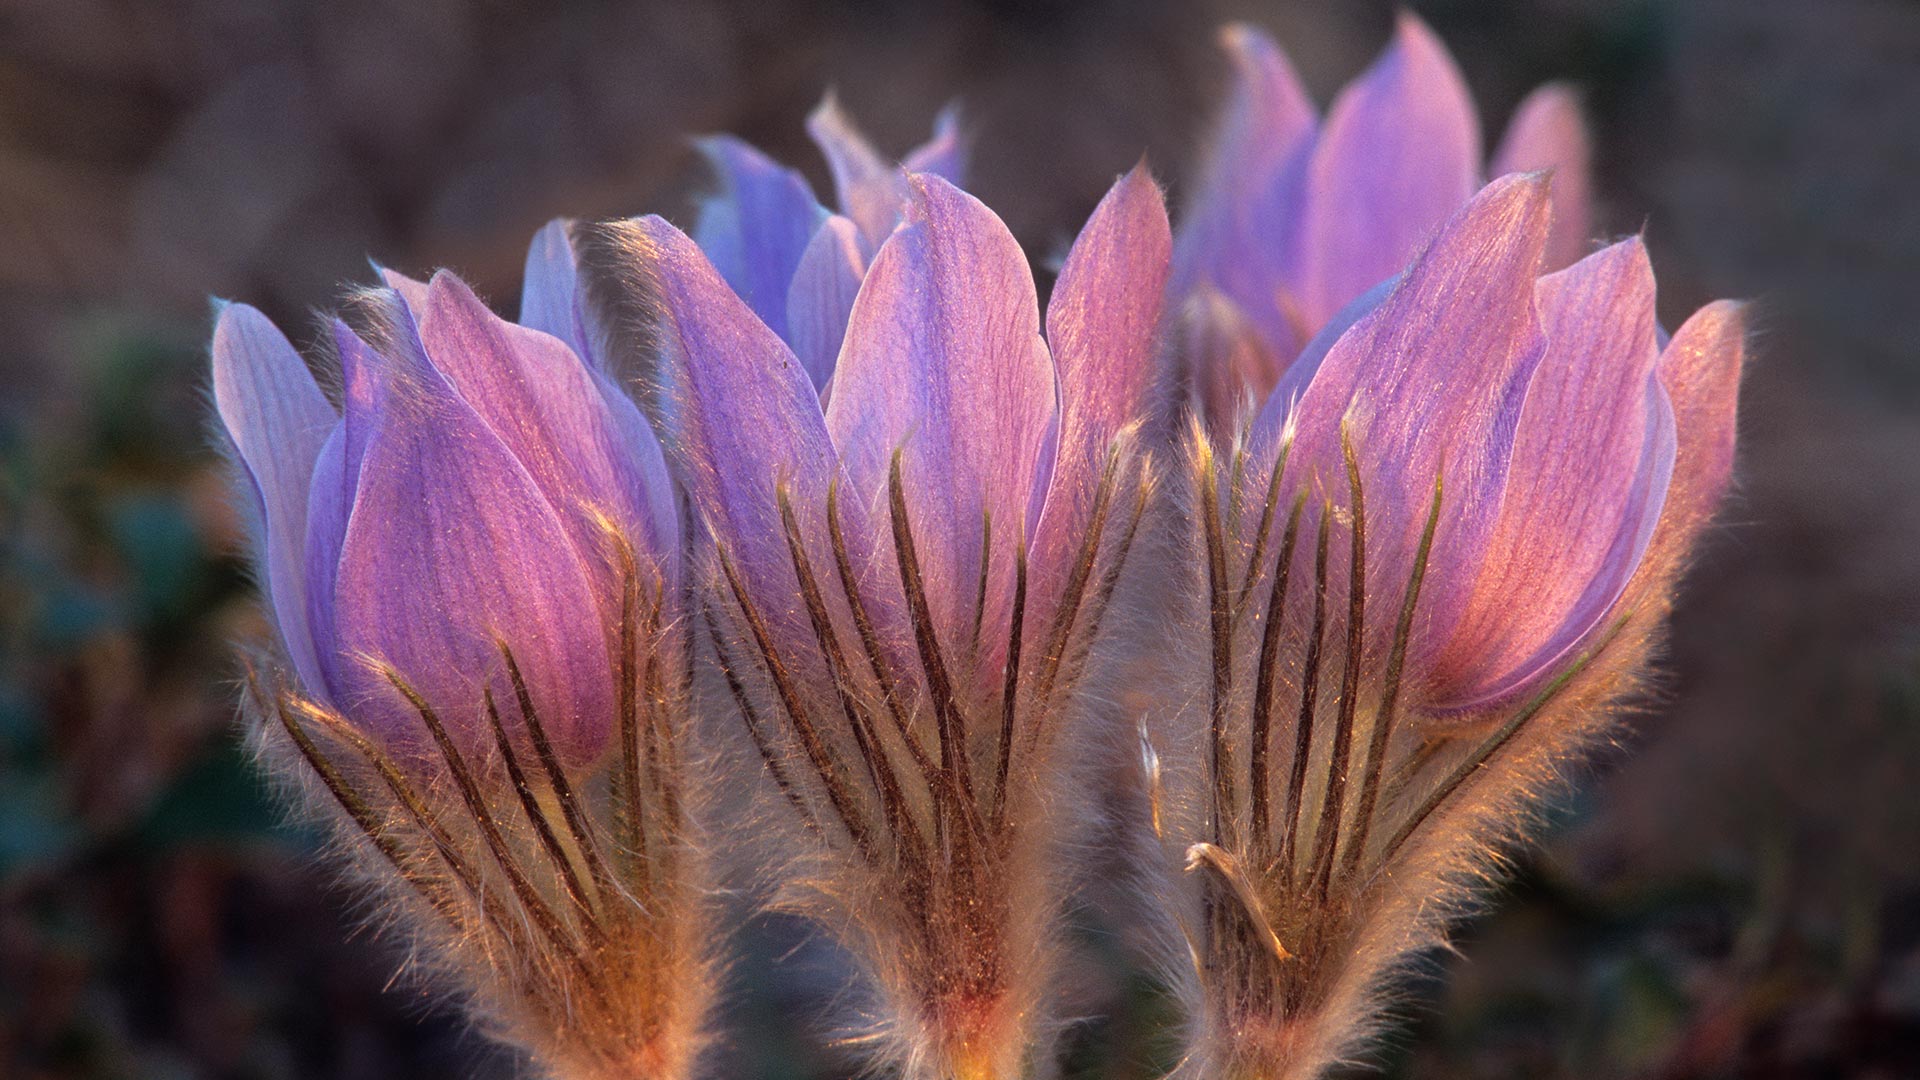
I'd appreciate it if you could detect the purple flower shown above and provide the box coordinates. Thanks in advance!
[1172,13,1594,427]
[1158,174,1744,1077]
[212,257,676,765]
[690,97,965,387]
[596,166,1169,1079]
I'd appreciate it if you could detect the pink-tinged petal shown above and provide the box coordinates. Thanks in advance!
[211,302,337,696]
[521,218,596,368]
[902,102,967,184]
[400,271,676,578]
[610,215,842,647]
[1171,23,1318,363]
[1295,11,1481,326]
[692,135,830,340]
[786,214,867,391]
[327,351,614,766]
[1492,83,1593,270]
[808,93,913,258]
[1424,238,1675,709]
[1631,300,1748,592]
[826,174,1056,673]
[1031,166,1170,621]
[1271,175,1552,657]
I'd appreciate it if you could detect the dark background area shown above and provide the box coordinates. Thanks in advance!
[2,0,1917,1076]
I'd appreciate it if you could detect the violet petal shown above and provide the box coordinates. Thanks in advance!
[211,302,338,696]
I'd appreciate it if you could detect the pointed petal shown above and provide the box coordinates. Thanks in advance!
[1426,238,1675,708]
[520,218,596,367]
[1492,83,1593,270]
[603,215,841,650]
[399,272,676,579]
[327,351,614,765]
[1296,11,1481,325]
[902,102,967,184]
[302,320,383,703]
[211,303,337,696]
[786,214,867,391]
[1274,175,1552,656]
[1170,23,1318,362]
[1629,300,1748,596]
[691,135,830,341]
[808,93,912,258]
[826,174,1056,671]
[1031,166,1170,620]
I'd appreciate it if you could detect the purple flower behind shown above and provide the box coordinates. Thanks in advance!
[212,260,677,765]
[1173,13,1594,428]
[690,97,966,388]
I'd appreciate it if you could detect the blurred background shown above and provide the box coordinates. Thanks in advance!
[2,0,1917,1076]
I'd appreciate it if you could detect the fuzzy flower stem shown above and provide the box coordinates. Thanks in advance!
[1374,613,1633,871]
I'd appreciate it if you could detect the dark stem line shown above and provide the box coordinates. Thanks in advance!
[384,671,606,961]
[778,484,925,863]
[1247,492,1306,855]
[497,641,618,909]
[1041,468,1153,723]
[1233,439,1292,624]
[610,534,649,883]
[1373,615,1633,873]
[970,508,993,660]
[992,534,1028,832]
[715,545,876,858]
[1032,445,1122,712]
[704,607,821,837]
[292,700,543,990]
[1280,504,1332,878]
[1309,437,1367,900]
[270,690,459,928]
[480,686,601,933]
[826,479,939,788]
[887,451,982,850]
[1341,471,1443,885]
[1198,443,1236,847]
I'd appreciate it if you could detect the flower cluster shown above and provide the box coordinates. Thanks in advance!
[211,21,1745,1080]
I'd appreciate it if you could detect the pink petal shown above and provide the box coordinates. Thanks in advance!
[1492,83,1593,270]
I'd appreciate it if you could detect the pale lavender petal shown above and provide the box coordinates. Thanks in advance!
[826,174,1056,670]
[608,215,842,652]
[397,271,676,581]
[1491,83,1593,270]
[692,135,830,340]
[211,302,337,696]
[1170,23,1317,362]
[1295,11,1481,326]
[1031,166,1170,622]
[521,218,596,367]
[807,93,911,258]
[1272,175,1552,658]
[327,349,614,765]
[901,102,967,184]
[1425,238,1675,709]
[786,214,867,391]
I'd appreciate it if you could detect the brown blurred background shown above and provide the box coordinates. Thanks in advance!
[2,0,1918,1076]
